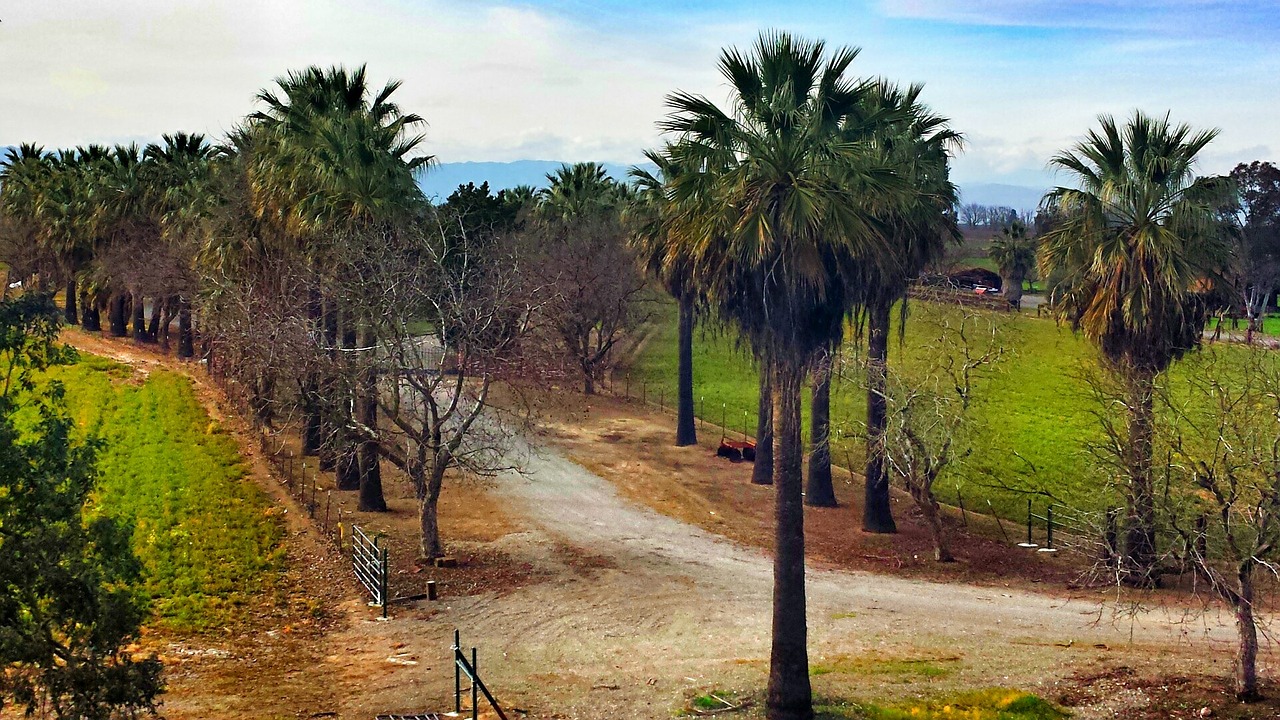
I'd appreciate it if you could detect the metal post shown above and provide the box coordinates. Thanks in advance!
[454,630,462,715]
[1027,499,1033,544]
[659,388,664,410]
[471,647,479,720]
[1046,505,1054,549]
[721,403,726,440]
[957,488,968,528]
[379,546,389,618]
[642,381,647,405]
[625,373,630,398]
[743,410,748,440]
[699,396,704,430]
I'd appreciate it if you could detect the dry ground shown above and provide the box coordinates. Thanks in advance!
[56,331,1280,720]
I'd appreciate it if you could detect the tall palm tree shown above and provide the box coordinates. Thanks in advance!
[660,32,896,720]
[989,219,1035,310]
[630,147,701,446]
[249,64,430,512]
[1039,111,1231,585]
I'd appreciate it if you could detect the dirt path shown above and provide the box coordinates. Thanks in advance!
[333,434,1252,720]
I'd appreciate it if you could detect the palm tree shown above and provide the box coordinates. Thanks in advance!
[1039,111,1231,585]
[660,32,895,720]
[630,148,701,446]
[851,82,961,532]
[250,64,430,512]
[989,219,1035,309]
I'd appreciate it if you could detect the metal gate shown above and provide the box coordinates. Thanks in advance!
[352,525,390,618]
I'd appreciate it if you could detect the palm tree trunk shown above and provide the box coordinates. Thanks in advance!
[357,325,386,513]
[335,313,360,486]
[1123,367,1158,586]
[863,299,897,533]
[766,359,813,720]
[752,365,774,485]
[64,279,78,325]
[675,295,698,446]
[177,300,194,358]
[805,353,836,507]
[319,301,341,472]
[81,288,100,331]
[146,299,162,342]
[131,292,147,342]
[108,293,128,337]
[158,297,173,350]
[302,290,324,456]
[1004,272,1024,311]
[1235,562,1260,702]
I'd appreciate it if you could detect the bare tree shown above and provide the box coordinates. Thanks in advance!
[524,215,650,394]
[882,305,1005,561]
[339,221,543,559]
[1160,347,1280,701]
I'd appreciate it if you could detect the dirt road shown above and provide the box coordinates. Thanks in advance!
[335,436,1246,720]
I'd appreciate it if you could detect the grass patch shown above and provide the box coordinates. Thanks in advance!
[36,355,285,632]
[632,297,1277,520]
[810,654,959,680]
[817,689,1067,719]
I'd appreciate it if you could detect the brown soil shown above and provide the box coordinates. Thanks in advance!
[535,389,1094,589]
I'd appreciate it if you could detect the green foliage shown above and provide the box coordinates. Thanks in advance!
[0,295,163,719]
[37,360,285,632]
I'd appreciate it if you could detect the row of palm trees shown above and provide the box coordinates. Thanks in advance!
[632,33,1237,717]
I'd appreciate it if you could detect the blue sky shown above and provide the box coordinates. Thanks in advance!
[2,0,1276,187]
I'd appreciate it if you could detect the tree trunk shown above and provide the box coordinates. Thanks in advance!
[911,486,954,562]
[64,279,78,325]
[418,462,447,559]
[319,301,341,472]
[1234,564,1260,702]
[766,359,813,720]
[752,365,774,486]
[335,314,361,489]
[82,290,101,332]
[177,301,194,358]
[357,325,386,513]
[863,300,897,533]
[805,354,836,507]
[158,297,173,350]
[675,295,698,446]
[1004,272,1024,311]
[358,325,386,509]
[108,293,128,337]
[302,291,324,456]
[1123,367,1158,586]
[131,292,147,342]
[146,298,162,342]
[583,370,595,395]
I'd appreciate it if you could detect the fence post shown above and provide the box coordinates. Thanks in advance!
[626,373,630,399]
[1046,505,1054,549]
[957,488,968,527]
[642,381,647,405]
[380,545,389,619]
[471,647,479,720]
[699,396,704,430]
[454,629,462,715]
[659,388,664,411]
[721,403,726,440]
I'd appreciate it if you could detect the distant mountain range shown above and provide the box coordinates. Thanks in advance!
[956,183,1050,213]
[419,160,1049,212]
[418,160,648,201]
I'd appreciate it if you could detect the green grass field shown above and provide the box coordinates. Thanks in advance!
[1207,315,1280,336]
[631,298,1271,520]
[36,354,285,632]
